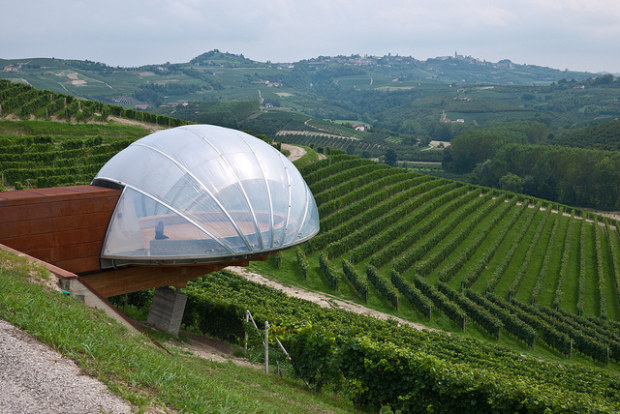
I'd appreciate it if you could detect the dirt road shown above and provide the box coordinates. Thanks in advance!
[227,266,435,332]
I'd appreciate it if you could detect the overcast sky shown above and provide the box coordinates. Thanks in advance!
[3,0,620,73]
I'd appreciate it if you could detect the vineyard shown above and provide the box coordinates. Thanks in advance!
[252,154,620,368]
[180,270,620,412]
[0,79,191,189]
[0,80,186,128]
[2,81,620,411]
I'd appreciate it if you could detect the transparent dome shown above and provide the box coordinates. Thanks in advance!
[93,124,319,267]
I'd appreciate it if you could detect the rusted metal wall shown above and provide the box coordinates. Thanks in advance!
[0,185,121,274]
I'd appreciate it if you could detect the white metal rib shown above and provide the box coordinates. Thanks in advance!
[236,132,275,249]
[132,142,252,252]
[99,181,234,255]
[186,127,266,250]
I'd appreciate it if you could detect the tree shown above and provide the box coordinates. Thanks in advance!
[385,149,397,166]
[499,173,524,193]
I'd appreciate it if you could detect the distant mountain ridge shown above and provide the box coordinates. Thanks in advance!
[0,49,595,105]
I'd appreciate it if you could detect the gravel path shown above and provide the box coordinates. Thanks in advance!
[0,319,133,414]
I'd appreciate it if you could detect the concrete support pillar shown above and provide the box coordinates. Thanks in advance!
[147,286,188,336]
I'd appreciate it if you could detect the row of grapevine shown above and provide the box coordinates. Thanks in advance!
[547,306,620,344]
[317,171,416,219]
[178,271,620,412]
[415,196,516,277]
[303,157,369,185]
[454,199,522,288]
[411,274,466,330]
[594,219,608,318]
[485,294,573,356]
[278,134,383,154]
[390,270,432,319]
[483,203,540,292]
[437,282,503,340]
[507,208,552,299]
[606,221,620,306]
[310,175,433,251]
[366,265,399,309]
[342,260,368,302]
[439,200,525,284]
[365,185,471,267]
[0,79,186,127]
[530,207,565,304]
[313,166,398,205]
[326,182,467,259]
[296,154,351,176]
[553,211,577,309]
[392,191,494,274]
[577,218,591,315]
[465,289,536,348]
[319,174,432,231]
[318,254,339,289]
[296,248,309,280]
[310,162,390,195]
[510,300,611,364]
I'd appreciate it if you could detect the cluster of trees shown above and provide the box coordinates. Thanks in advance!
[443,120,620,210]
[473,144,620,209]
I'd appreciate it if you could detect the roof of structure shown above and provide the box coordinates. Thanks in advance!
[93,124,319,267]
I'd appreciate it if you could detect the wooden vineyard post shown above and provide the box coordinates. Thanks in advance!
[264,321,269,374]
[244,310,249,353]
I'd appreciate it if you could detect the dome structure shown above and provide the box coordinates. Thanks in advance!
[93,124,319,268]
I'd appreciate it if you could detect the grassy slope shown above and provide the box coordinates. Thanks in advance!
[0,250,357,413]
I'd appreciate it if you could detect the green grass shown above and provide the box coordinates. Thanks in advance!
[0,250,358,413]
[292,145,321,170]
[0,119,149,138]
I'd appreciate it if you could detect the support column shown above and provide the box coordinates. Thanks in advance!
[147,286,188,336]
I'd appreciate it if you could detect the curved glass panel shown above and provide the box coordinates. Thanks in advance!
[94,124,319,265]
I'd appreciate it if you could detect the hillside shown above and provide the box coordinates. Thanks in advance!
[3,51,618,138]
[1,89,620,411]
[247,154,620,370]
[0,250,358,413]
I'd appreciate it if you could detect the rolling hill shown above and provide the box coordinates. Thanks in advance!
[1,86,620,410]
